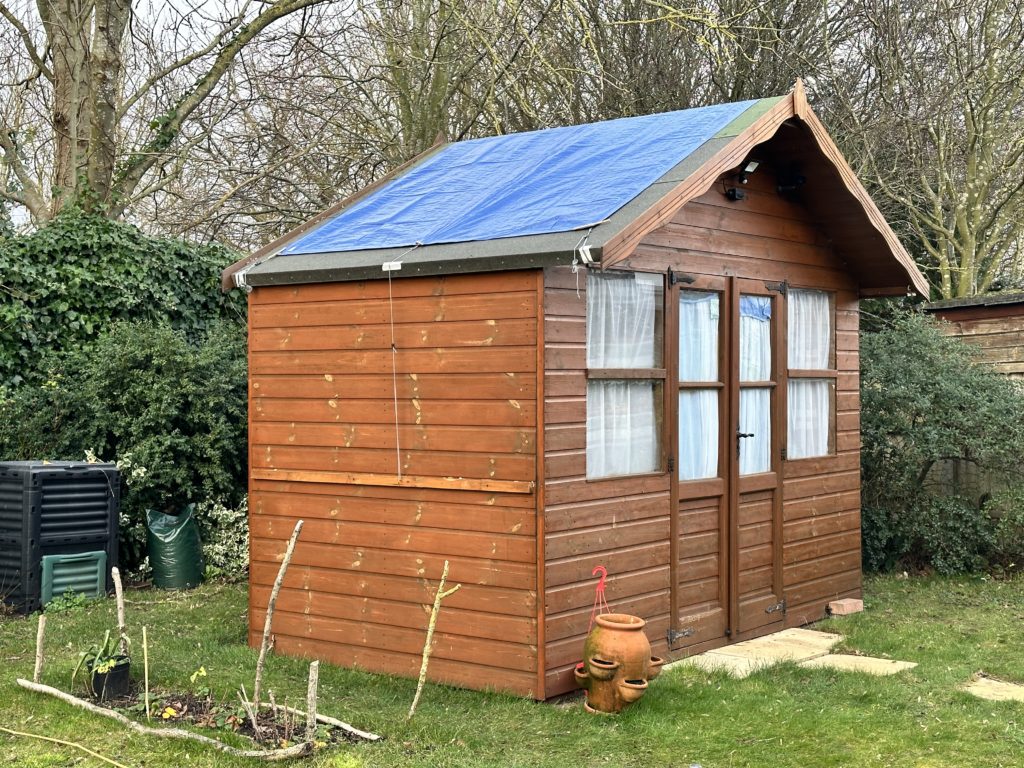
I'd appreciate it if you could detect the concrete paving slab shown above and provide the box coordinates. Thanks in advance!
[709,628,843,664]
[798,654,917,675]
[965,676,1024,702]
[673,651,770,679]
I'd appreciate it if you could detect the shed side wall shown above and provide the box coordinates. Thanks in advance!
[931,308,1024,378]
[248,270,541,697]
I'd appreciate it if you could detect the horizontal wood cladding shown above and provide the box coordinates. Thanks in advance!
[248,270,541,699]
[541,267,671,697]
[935,315,1024,377]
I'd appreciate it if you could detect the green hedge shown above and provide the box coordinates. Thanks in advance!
[0,320,248,571]
[0,209,243,391]
[861,308,1024,573]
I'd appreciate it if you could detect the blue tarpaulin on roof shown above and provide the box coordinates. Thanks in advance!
[281,100,757,256]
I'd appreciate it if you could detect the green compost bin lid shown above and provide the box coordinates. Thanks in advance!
[41,550,107,605]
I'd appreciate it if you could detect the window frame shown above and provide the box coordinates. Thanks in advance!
[785,287,837,461]
[584,269,667,481]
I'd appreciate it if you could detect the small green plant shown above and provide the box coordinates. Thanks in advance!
[71,629,126,695]
[44,589,91,614]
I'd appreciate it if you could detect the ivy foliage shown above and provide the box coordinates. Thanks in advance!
[860,308,1024,573]
[0,208,243,390]
[0,320,248,570]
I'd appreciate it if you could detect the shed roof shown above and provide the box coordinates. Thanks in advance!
[223,82,928,297]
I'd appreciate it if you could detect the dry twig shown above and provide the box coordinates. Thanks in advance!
[408,559,461,719]
[111,567,128,656]
[33,614,46,683]
[253,519,303,708]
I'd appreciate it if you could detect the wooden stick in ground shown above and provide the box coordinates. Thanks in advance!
[238,683,262,740]
[33,614,47,683]
[142,626,151,721]
[0,725,129,768]
[305,660,319,742]
[111,567,128,656]
[16,679,312,761]
[407,559,461,720]
[255,702,381,742]
[253,519,303,709]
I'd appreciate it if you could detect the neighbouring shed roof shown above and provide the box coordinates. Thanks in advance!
[925,292,1024,312]
[223,82,928,297]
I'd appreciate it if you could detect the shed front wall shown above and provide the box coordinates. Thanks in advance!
[247,270,542,697]
[543,167,862,696]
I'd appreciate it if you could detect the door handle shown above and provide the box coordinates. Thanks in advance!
[736,431,754,458]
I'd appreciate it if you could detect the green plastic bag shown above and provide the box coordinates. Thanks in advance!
[146,505,204,589]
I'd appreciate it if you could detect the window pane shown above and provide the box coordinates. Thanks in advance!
[788,289,831,369]
[739,387,771,475]
[587,380,661,479]
[788,379,833,459]
[739,295,771,381]
[679,291,719,382]
[679,389,718,480]
[587,272,663,368]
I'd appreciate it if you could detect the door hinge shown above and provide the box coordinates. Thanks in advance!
[667,454,675,473]
[781,447,787,461]
[765,599,787,615]
[667,627,695,645]
[764,280,788,295]
[668,267,696,286]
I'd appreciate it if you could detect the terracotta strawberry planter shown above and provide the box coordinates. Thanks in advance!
[575,613,664,714]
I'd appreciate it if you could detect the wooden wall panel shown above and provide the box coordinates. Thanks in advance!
[931,311,1024,378]
[541,266,672,697]
[248,271,541,698]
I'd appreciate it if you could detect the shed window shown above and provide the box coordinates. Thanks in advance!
[678,291,720,480]
[787,289,835,459]
[586,272,664,479]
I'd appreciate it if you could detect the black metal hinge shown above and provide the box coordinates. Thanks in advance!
[667,627,695,645]
[668,267,696,286]
[764,280,788,295]
[667,454,675,473]
[765,599,787,615]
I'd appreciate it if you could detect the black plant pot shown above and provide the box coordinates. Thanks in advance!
[91,656,131,700]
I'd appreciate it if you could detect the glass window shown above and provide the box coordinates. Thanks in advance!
[586,272,665,479]
[678,291,720,481]
[739,295,772,475]
[787,289,835,459]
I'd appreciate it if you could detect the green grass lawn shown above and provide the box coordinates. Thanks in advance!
[1,575,1023,767]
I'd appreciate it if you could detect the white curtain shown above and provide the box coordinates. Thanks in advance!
[738,296,772,474]
[678,291,720,480]
[679,291,719,381]
[679,390,718,480]
[739,388,771,474]
[587,272,661,367]
[788,289,830,368]
[587,380,659,477]
[739,296,772,381]
[788,379,831,459]
[787,289,832,459]
[586,272,662,478]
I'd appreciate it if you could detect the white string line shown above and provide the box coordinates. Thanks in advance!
[384,242,421,480]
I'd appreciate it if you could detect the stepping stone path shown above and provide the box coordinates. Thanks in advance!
[669,627,917,679]
[965,675,1024,702]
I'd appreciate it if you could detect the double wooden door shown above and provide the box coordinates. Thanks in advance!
[668,275,786,651]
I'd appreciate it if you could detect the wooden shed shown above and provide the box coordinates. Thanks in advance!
[222,82,927,700]
[926,293,1024,378]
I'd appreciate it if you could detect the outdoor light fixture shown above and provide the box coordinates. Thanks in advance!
[724,159,760,201]
[738,160,760,184]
